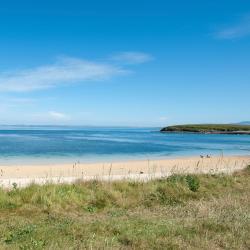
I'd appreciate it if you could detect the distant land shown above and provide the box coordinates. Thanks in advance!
[238,121,250,125]
[160,124,250,134]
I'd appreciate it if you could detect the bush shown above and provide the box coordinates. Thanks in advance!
[185,175,200,192]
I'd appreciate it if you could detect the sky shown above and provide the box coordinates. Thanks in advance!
[0,0,250,126]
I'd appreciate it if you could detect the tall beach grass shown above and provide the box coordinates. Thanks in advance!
[0,166,249,249]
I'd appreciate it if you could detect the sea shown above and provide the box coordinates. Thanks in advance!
[0,126,249,165]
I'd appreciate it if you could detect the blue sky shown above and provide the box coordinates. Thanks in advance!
[0,0,249,126]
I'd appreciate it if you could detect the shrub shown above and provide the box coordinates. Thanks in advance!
[185,175,200,192]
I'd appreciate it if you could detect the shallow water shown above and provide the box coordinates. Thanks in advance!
[0,126,249,164]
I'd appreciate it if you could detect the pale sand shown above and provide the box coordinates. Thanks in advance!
[0,155,249,188]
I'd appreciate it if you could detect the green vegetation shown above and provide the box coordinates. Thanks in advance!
[161,124,250,133]
[0,167,250,249]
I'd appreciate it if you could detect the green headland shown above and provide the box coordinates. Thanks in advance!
[160,124,250,134]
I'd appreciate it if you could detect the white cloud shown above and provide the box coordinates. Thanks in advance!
[215,15,250,39]
[7,97,35,104]
[0,56,126,92]
[111,52,153,64]
[0,52,153,93]
[48,111,70,121]
[0,97,35,111]
[159,116,168,121]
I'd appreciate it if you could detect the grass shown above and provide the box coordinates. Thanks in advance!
[161,124,250,133]
[0,166,249,249]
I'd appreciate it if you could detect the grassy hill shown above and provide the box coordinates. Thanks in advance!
[0,167,249,249]
[161,124,250,134]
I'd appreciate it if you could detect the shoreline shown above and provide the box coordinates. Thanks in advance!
[0,151,249,166]
[1,155,250,188]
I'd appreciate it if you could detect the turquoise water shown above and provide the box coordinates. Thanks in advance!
[0,126,249,164]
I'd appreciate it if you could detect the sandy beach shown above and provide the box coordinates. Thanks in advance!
[0,155,249,188]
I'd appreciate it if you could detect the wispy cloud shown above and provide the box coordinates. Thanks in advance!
[159,116,168,121]
[0,97,35,110]
[111,52,153,64]
[0,56,126,92]
[215,15,250,39]
[7,97,35,104]
[30,111,71,123]
[48,111,70,121]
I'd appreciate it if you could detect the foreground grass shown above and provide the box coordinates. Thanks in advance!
[0,167,249,249]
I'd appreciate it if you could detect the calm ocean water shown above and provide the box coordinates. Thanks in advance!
[0,126,249,164]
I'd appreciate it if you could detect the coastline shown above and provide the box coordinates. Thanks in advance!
[161,131,250,135]
[1,155,250,188]
[160,124,250,134]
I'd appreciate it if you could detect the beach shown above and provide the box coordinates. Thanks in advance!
[1,155,249,188]
[1,127,250,188]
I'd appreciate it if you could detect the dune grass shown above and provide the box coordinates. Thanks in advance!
[0,166,249,249]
